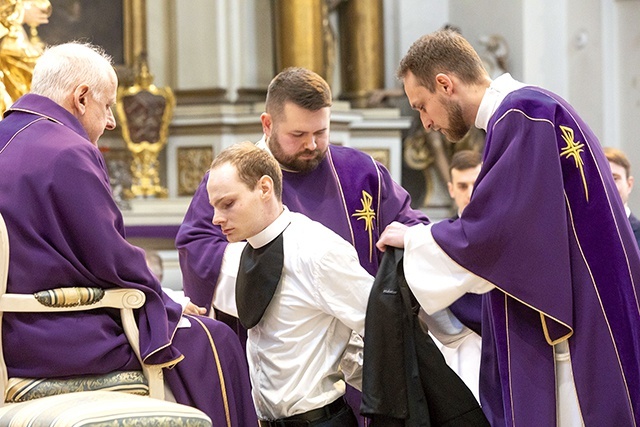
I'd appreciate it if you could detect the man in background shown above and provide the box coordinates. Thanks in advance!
[604,146,640,248]
[448,150,482,219]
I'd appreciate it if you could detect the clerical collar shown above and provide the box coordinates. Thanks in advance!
[246,206,291,249]
[475,73,527,131]
[625,205,631,218]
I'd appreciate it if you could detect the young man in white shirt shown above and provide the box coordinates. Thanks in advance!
[207,141,373,426]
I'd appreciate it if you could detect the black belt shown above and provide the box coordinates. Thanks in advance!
[259,398,347,427]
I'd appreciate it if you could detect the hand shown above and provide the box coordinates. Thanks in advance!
[183,301,207,316]
[376,221,408,252]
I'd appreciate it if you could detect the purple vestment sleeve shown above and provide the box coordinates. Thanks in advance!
[431,87,640,425]
[175,171,227,311]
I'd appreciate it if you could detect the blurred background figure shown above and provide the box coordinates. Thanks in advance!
[604,146,640,248]
[448,150,483,218]
[145,250,164,283]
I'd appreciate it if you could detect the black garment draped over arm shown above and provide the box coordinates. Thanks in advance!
[361,248,489,427]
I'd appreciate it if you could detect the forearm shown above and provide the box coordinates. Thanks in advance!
[404,223,494,314]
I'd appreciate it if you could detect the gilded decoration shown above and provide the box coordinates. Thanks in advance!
[178,147,214,197]
[360,148,390,170]
[0,0,50,115]
[116,58,175,198]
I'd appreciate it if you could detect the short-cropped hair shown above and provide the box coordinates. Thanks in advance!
[265,67,332,120]
[450,150,482,175]
[210,142,283,201]
[604,147,632,179]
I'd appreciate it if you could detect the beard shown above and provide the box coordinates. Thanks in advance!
[268,132,327,173]
[442,98,471,142]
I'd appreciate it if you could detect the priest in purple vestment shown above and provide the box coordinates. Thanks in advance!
[176,67,429,426]
[377,30,640,426]
[0,42,256,426]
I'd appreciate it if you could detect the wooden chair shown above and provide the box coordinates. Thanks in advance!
[0,213,211,425]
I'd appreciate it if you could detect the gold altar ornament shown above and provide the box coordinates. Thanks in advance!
[0,0,50,115]
[116,59,175,198]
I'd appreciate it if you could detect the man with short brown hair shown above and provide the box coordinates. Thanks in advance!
[604,146,640,247]
[207,141,372,426]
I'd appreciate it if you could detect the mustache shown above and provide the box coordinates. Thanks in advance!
[298,149,320,156]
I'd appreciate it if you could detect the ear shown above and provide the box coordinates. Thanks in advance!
[628,175,634,192]
[73,84,90,115]
[447,181,455,198]
[261,112,273,137]
[435,73,453,96]
[258,175,274,199]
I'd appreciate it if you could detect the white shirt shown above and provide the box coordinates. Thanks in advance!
[475,73,527,131]
[214,207,373,420]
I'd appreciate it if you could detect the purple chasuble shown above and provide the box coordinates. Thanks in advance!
[431,87,640,426]
[0,94,257,425]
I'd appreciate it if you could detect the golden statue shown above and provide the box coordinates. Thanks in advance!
[116,56,175,198]
[0,0,50,114]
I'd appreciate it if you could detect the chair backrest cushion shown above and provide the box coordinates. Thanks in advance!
[5,371,148,403]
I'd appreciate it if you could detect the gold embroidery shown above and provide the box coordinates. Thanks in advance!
[559,125,589,202]
[352,190,376,262]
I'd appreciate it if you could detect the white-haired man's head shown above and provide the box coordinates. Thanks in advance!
[31,42,117,144]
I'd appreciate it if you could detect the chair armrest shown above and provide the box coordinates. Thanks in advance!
[0,287,164,401]
[0,288,145,313]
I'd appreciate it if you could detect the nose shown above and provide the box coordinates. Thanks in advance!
[212,210,223,226]
[106,107,116,130]
[302,135,317,151]
[420,113,433,131]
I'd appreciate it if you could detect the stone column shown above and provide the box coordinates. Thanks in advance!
[124,0,147,66]
[273,0,328,79]
[338,0,384,107]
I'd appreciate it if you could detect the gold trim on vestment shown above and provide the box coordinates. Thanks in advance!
[187,315,232,427]
[0,115,48,156]
[326,148,356,247]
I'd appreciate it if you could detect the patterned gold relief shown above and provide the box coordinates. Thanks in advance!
[178,147,214,196]
[116,58,175,199]
[360,148,390,170]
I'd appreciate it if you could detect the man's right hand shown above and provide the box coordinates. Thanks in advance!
[376,221,408,252]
